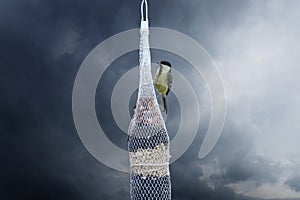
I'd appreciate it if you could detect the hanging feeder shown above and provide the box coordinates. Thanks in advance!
[128,0,172,199]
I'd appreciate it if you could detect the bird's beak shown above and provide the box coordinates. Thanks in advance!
[156,61,160,65]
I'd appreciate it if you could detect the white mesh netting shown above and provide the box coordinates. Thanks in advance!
[128,0,171,199]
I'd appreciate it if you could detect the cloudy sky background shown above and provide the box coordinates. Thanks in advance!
[1,0,300,199]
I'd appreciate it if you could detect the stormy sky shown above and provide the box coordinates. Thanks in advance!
[1,0,300,199]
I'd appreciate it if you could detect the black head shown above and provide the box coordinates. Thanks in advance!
[159,61,172,68]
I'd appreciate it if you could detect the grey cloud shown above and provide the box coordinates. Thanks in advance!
[199,0,300,197]
[200,112,279,186]
[286,176,300,193]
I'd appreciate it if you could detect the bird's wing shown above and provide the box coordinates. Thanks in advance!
[166,72,173,95]
[167,72,173,88]
[153,67,160,84]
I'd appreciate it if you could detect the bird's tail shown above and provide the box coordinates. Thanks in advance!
[162,95,168,114]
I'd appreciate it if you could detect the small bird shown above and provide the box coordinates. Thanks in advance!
[154,61,173,114]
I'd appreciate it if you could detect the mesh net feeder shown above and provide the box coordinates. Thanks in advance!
[128,0,172,199]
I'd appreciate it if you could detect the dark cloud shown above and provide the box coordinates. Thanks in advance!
[205,115,279,186]
[286,176,300,193]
